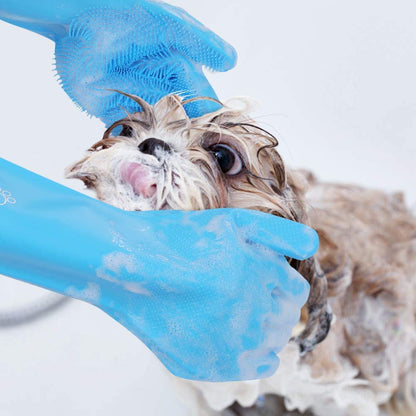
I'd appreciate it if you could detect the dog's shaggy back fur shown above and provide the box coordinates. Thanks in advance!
[67,94,416,415]
[302,178,416,415]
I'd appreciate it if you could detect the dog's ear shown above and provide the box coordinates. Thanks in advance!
[65,157,97,188]
[275,169,333,353]
[293,256,333,354]
[65,157,86,178]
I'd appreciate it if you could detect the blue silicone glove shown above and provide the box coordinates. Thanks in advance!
[0,0,237,123]
[0,158,318,381]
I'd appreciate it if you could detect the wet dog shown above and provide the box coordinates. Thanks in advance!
[67,93,416,416]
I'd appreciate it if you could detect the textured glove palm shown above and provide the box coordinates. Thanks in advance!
[0,0,237,124]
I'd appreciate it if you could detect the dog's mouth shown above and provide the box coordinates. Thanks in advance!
[120,161,158,199]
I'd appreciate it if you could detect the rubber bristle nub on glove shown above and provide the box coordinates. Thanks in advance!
[54,3,237,125]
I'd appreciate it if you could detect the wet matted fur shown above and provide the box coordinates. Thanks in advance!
[67,93,416,416]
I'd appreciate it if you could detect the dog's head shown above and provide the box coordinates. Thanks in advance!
[66,93,305,221]
[67,93,331,353]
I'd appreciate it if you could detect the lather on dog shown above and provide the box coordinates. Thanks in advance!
[67,92,416,416]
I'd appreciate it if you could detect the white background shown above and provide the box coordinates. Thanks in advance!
[1,1,415,415]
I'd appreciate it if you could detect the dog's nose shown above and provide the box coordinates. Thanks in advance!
[138,138,172,157]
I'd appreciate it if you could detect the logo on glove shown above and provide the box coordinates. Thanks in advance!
[0,188,16,206]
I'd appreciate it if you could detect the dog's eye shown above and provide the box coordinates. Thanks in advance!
[209,144,243,175]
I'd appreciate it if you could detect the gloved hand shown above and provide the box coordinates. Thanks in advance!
[0,157,318,381]
[0,0,237,124]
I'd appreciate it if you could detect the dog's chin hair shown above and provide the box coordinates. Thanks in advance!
[67,93,416,416]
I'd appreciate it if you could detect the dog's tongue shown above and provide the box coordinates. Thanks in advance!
[120,162,157,198]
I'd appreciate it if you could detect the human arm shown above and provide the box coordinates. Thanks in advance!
[0,157,318,381]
